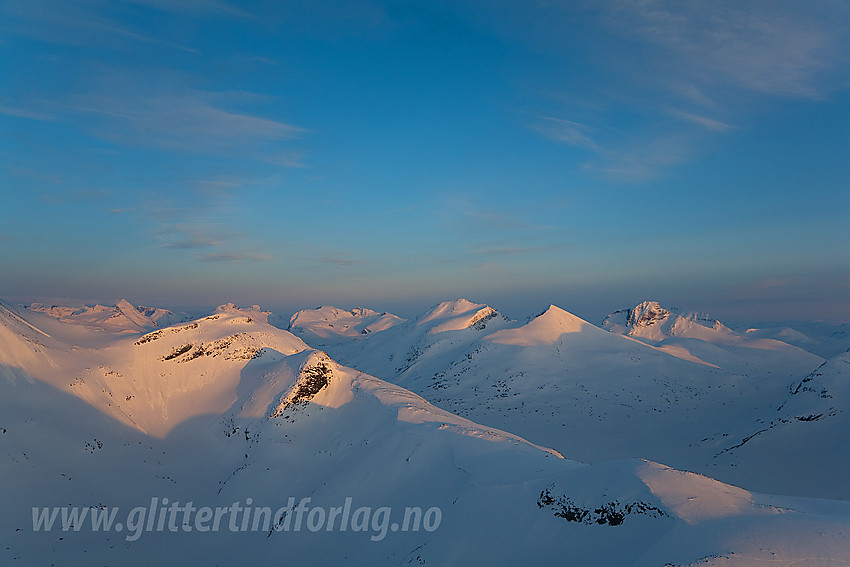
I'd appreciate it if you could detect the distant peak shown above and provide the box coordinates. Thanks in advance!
[627,301,671,328]
[430,298,480,312]
[602,300,732,343]
[307,305,381,318]
[486,304,594,346]
[419,299,486,324]
[534,304,592,326]
[543,304,568,315]
[288,305,404,339]
[215,302,241,313]
[215,302,265,314]
[115,298,137,310]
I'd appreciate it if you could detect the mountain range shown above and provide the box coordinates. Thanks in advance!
[2,297,849,565]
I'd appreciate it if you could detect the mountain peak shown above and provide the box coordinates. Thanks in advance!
[214,303,270,322]
[627,300,672,328]
[418,299,485,324]
[602,300,728,340]
[486,304,593,346]
[288,305,404,340]
[114,298,154,328]
[418,299,506,334]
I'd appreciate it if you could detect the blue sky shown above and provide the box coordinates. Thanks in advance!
[1,0,848,322]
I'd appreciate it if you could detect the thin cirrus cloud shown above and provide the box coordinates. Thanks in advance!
[527,114,695,183]
[199,252,272,263]
[135,170,284,267]
[121,0,253,19]
[259,151,309,169]
[58,90,305,155]
[668,110,735,132]
[314,255,367,266]
[190,175,273,197]
[153,221,228,250]
[581,134,695,184]
[39,188,110,204]
[161,236,222,250]
[471,244,566,256]
[0,104,56,121]
[522,1,849,181]
[607,0,849,99]
[528,116,600,151]
[448,205,558,233]
[526,113,702,183]
[1,0,200,52]
[159,227,271,264]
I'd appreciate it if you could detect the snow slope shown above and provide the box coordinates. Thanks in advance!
[290,299,833,498]
[709,350,850,498]
[602,300,822,374]
[2,301,850,566]
[741,320,850,359]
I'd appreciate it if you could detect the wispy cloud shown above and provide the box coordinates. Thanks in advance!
[199,251,272,262]
[522,1,849,181]
[669,110,735,132]
[153,216,240,248]
[314,255,366,266]
[158,223,272,263]
[583,134,695,183]
[456,209,556,232]
[190,175,267,197]
[147,201,272,264]
[10,167,63,185]
[606,0,849,99]
[259,151,309,169]
[471,244,566,256]
[40,188,110,203]
[528,116,600,150]
[529,115,696,182]
[380,202,429,215]
[1,0,200,52]
[0,104,55,121]
[161,236,221,250]
[59,89,304,154]
[122,0,253,19]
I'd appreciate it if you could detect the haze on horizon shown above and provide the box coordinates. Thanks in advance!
[2,0,848,322]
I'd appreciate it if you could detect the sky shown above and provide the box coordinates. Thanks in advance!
[1,0,849,322]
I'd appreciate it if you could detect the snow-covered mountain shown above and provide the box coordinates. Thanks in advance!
[602,300,731,340]
[3,298,850,565]
[287,299,512,377]
[708,350,850,498]
[287,299,832,496]
[4,302,310,436]
[0,301,55,380]
[602,300,821,374]
[741,320,850,359]
[27,298,190,333]
[288,305,405,342]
